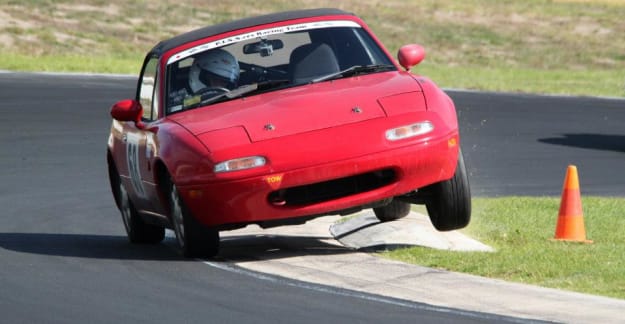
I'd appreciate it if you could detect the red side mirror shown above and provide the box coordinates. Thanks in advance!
[111,99,142,123]
[397,44,425,71]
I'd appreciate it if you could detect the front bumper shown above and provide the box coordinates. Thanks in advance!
[178,131,459,228]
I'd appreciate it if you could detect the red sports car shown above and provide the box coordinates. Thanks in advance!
[107,8,471,257]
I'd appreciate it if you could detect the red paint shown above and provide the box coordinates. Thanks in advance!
[107,10,463,231]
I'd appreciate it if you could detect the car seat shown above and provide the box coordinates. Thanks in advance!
[289,43,340,84]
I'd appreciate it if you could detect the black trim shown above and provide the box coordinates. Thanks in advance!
[149,8,352,56]
[267,169,396,207]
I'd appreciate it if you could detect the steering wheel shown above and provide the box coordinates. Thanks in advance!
[195,87,230,96]
[240,61,287,80]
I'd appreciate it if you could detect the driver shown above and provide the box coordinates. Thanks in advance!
[168,48,240,111]
[188,48,240,95]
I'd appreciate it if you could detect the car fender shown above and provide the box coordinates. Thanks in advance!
[415,76,458,130]
[155,120,215,187]
[412,75,460,178]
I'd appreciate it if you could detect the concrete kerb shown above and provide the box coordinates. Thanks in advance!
[329,211,495,252]
[220,210,625,324]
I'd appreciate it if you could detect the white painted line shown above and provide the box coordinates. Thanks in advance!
[199,259,532,323]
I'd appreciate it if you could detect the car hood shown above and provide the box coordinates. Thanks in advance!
[168,72,426,142]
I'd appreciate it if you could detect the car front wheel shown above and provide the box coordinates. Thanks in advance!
[424,150,471,231]
[169,182,219,258]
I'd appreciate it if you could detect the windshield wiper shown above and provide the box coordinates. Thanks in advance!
[311,64,396,83]
[200,83,259,105]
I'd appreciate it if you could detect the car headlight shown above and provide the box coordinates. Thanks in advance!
[385,121,434,141]
[214,156,266,173]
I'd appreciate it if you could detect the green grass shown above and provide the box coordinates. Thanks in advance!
[1,0,624,97]
[383,197,625,299]
[3,53,621,97]
[419,64,625,97]
[0,52,140,74]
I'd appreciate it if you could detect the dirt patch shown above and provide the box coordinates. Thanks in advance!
[55,3,121,16]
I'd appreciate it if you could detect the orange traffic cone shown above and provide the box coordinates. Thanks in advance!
[554,165,592,243]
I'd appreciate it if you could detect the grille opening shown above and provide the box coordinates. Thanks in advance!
[268,169,396,207]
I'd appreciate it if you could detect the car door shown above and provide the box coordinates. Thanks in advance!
[122,56,161,212]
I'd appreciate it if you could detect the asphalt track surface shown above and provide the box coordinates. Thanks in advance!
[1,72,623,323]
[455,90,625,196]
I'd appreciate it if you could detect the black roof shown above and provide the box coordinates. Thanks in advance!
[150,8,353,56]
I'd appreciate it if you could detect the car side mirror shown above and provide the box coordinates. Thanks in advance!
[397,44,425,71]
[111,99,144,127]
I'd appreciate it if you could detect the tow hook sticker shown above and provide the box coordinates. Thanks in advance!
[264,174,283,189]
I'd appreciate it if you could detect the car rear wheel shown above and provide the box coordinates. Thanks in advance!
[373,200,411,222]
[169,182,220,258]
[424,150,471,231]
[113,171,165,244]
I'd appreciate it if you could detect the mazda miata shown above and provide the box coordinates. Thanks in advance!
[107,8,471,257]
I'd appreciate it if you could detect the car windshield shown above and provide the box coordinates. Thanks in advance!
[166,21,395,114]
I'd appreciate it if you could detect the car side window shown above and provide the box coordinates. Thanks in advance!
[139,57,159,121]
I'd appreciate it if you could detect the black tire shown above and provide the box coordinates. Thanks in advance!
[169,182,220,258]
[373,200,411,222]
[112,168,165,244]
[424,150,471,231]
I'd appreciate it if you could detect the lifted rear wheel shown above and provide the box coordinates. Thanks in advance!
[373,200,411,222]
[424,150,471,231]
[169,182,220,258]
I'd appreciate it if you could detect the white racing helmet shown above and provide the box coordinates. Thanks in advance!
[189,49,240,93]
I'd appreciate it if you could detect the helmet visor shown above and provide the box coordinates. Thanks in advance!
[198,69,237,89]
